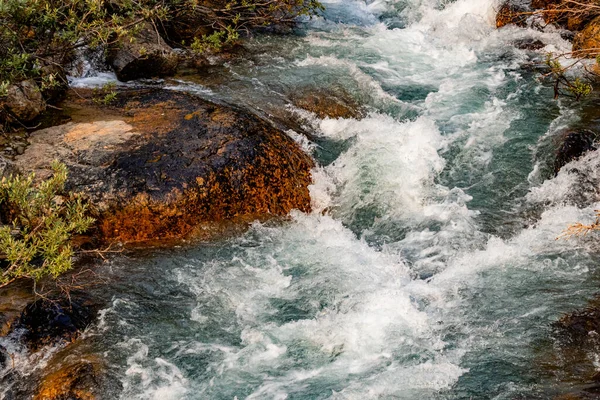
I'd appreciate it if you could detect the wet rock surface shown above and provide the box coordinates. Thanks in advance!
[107,22,179,82]
[0,344,7,369]
[15,89,314,243]
[289,86,364,119]
[544,297,600,399]
[34,356,108,400]
[513,38,546,50]
[496,1,530,28]
[13,293,100,351]
[554,130,598,174]
[0,280,35,336]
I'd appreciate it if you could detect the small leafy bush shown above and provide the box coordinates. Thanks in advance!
[0,0,324,85]
[0,161,94,286]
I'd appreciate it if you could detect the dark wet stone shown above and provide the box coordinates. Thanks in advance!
[513,38,546,50]
[554,130,598,174]
[289,86,364,119]
[0,345,7,369]
[107,22,178,82]
[15,294,99,351]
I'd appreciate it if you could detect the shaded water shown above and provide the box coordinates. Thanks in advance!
[5,0,600,398]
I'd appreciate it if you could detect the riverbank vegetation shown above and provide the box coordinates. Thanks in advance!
[0,161,94,288]
[0,0,323,130]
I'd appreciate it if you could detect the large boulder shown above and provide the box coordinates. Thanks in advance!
[530,0,591,30]
[107,22,179,81]
[573,16,600,57]
[2,80,46,122]
[15,89,314,243]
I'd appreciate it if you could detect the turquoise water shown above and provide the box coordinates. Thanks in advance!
[6,0,600,398]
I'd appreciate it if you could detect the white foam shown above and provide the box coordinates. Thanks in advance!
[120,338,189,400]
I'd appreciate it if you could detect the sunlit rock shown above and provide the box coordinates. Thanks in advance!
[15,89,313,243]
[573,16,600,57]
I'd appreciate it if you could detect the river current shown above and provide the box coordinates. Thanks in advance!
[5,0,600,398]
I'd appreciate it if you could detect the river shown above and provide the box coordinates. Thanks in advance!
[5,0,600,398]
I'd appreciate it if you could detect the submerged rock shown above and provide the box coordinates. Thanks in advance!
[545,297,600,397]
[554,130,598,174]
[513,38,546,50]
[289,86,364,119]
[2,80,46,122]
[107,22,179,81]
[16,89,313,243]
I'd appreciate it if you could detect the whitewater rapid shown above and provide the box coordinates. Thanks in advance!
[5,0,600,399]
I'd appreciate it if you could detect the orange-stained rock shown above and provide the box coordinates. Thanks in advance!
[531,0,557,9]
[531,0,595,30]
[15,89,314,243]
[35,357,103,400]
[573,16,600,57]
[496,2,528,28]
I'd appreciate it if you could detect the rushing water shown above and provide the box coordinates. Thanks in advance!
[6,0,600,398]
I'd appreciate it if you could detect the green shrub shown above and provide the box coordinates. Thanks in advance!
[0,0,324,87]
[0,161,94,286]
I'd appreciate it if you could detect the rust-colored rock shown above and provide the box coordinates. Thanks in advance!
[35,357,103,400]
[533,0,597,30]
[16,89,314,243]
[573,16,600,57]
[531,0,558,9]
[289,86,364,119]
[496,2,529,28]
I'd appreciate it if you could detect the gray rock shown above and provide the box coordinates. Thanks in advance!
[0,155,17,179]
[107,22,179,82]
[4,80,46,122]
